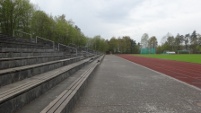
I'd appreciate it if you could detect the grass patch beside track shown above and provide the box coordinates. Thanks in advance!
[133,54,201,64]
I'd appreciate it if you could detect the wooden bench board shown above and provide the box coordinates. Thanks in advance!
[40,59,99,113]
[0,58,90,104]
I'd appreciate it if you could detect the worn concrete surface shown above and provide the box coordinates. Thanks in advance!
[14,61,91,113]
[72,55,201,113]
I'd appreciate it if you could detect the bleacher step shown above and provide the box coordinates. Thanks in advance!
[0,55,65,69]
[0,56,82,87]
[0,51,64,58]
[0,58,91,113]
[14,58,99,113]
[0,48,55,53]
[40,55,103,113]
[0,40,45,48]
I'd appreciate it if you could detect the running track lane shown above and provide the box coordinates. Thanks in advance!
[118,54,201,89]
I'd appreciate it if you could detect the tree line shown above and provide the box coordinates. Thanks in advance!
[141,31,201,54]
[156,31,201,54]
[106,36,140,54]
[0,0,108,52]
[1,0,200,54]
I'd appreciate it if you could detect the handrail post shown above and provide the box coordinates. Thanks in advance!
[53,41,55,50]
[76,48,77,56]
[58,43,60,51]
[36,36,38,43]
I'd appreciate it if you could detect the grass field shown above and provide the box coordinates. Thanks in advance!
[134,54,201,64]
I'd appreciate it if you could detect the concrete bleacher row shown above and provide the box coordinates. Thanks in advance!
[0,55,65,69]
[0,34,47,49]
[0,34,103,113]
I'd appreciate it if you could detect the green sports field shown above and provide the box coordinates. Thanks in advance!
[134,54,201,64]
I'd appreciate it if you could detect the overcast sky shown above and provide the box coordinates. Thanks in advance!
[30,0,201,43]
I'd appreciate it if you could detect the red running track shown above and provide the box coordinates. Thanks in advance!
[118,54,201,89]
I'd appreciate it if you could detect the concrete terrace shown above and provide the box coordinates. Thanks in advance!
[1,34,201,113]
[72,55,201,113]
[0,34,103,113]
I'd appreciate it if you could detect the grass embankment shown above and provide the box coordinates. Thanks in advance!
[134,54,201,64]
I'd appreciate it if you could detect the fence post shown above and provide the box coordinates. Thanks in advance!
[58,43,60,51]
[76,49,77,56]
[53,41,55,50]
[36,36,38,43]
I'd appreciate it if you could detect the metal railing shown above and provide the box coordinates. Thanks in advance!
[58,43,77,56]
[14,30,33,41]
[36,36,55,49]
[12,31,98,56]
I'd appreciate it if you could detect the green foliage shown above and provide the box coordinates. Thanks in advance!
[157,31,201,54]
[140,34,157,54]
[31,10,53,38]
[87,35,108,52]
[0,0,33,35]
[2,1,200,54]
[174,34,183,50]
[0,0,96,51]
[107,36,139,54]
[108,37,118,53]
[135,54,201,64]
[0,0,14,34]
[54,15,70,43]
[148,36,157,48]
[141,33,149,48]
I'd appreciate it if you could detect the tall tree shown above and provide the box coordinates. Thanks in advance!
[190,30,199,53]
[184,34,190,50]
[0,0,33,35]
[141,33,149,48]
[174,33,183,51]
[166,35,175,51]
[108,37,118,53]
[89,35,108,52]
[131,39,140,54]
[148,36,158,49]
[190,31,198,45]
[122,36,132,53]
[197,34,201,52]
[198,34,201,45]
[14,0,34,32]
[30,10,54,39]
[54,14,69,43]
[0,0,15,35]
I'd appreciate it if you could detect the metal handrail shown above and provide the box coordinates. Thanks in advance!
[68,43,78,48]
[58,43,77,56]
[13,30,32,40]
[36,36,55,49]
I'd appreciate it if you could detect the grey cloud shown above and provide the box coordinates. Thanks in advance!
[96,0,142,23]
[30,0,201,42]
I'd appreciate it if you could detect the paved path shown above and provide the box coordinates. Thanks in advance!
[72,55,201,113]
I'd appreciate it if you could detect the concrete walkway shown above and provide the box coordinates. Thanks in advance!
[72,55,201,113]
